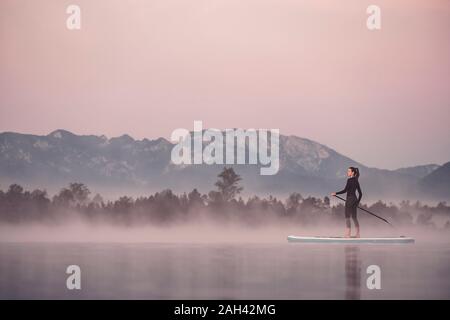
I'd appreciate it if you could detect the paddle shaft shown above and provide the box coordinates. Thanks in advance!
[333,195,393,226]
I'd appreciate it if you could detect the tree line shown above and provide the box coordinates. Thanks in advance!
[0,167,449,228]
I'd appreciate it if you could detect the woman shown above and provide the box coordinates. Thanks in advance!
[331,167,362,238]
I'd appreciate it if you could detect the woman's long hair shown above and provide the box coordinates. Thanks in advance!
[349,167,360,179]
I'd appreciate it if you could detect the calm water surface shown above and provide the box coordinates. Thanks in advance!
[0,242,449,299]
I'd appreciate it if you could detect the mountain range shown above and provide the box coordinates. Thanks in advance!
[0,130,448,202]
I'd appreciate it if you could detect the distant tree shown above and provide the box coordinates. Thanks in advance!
[214,167,243,202]
[269,196,286,216]
[68,183,90,205]
[114,196,134,213]
[53,188,75,207]
[53,182,90,207]
[7,184,24,199]
[286,192,303,215]
[323,196,330,207]
[246,195,263,210]
[1,184,26,221]
[31,189,50,207]
[31,189,48,200]
[436,201,447,211]
[208,190,223,204]
[151,189,181,221]
[188,188,205,207]
[92,193,104,205]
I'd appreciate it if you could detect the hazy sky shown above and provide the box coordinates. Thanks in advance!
[0,0,449,169]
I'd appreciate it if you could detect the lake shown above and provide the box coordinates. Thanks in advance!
[1,240,449,299]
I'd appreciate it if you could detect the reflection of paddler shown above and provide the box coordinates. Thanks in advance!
[345,246,361,300]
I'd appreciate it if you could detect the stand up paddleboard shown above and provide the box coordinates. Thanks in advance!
[287,235,414,244]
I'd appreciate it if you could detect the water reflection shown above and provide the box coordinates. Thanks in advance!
[0,243,449,299]
[344,246,361,300]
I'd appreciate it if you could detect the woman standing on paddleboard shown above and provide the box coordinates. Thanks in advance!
[331,167,362,238]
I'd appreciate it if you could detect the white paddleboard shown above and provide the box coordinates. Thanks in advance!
[287,235,415,244]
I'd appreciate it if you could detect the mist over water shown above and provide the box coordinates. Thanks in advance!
[0,216,448,244]
[0,218,449,299]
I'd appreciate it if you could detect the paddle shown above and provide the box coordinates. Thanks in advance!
[333,195,393,227]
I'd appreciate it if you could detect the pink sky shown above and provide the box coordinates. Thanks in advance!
[0,0,449,169]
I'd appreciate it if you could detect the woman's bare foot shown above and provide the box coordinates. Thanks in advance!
[344,228,351,238]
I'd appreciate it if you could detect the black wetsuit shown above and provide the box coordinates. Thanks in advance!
[336,177,362,227]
